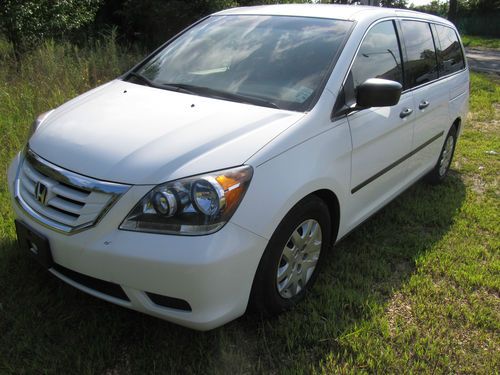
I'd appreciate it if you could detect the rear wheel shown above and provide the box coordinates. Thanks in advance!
[426,125,458,184]
[249,195,331,315]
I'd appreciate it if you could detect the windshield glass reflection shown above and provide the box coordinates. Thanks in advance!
[132,16,351,111]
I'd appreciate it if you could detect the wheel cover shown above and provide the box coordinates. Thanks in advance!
[439,135,455,176]
[276,219,322,299]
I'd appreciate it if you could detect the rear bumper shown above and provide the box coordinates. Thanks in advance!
[8,153,268,330]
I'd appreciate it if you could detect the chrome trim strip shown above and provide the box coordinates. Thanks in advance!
[14,149,131,234]
[25,149,129,195]
[351,131,444,194]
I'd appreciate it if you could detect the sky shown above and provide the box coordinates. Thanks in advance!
[409,0,433,5]
[311,0,436,8]
[320,1,436,7]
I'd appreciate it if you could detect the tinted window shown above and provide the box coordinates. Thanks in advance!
[351,21,403,89]
[134,15,351,112]
[434,24,465,76]
[401,21,438,88]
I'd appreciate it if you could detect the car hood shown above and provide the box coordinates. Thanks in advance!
[30,80,304,185]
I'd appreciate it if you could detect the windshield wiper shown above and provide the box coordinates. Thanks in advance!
[126,76,280,109]
[160,83,281,109]
[126,73,198,95]
[158,82,197,95]
[127,72,156,87]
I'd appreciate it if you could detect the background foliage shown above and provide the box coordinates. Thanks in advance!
[0,0,102,59]
[409,0,500,36]
[1,0,499,59]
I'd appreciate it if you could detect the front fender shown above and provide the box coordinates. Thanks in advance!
[231,121,351,241]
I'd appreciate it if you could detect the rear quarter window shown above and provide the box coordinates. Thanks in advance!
[434,24,465,76]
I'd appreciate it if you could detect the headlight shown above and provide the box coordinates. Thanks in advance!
[120,165,253,235]
[28,111,53,139]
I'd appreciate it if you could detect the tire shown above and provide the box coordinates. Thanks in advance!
[249,195,332,316]
[425,125,458,185]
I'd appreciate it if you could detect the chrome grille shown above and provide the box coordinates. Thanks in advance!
[15,149,130,234]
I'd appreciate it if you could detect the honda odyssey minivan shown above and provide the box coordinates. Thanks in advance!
[8,4,469,330]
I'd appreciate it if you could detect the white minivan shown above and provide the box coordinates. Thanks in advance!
[8,4,468,330]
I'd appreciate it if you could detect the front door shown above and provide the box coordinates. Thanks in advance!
[343,20,415,228]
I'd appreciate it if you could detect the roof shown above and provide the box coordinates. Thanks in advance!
[215,4,452,26]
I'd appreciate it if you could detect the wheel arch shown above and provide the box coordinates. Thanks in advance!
[310,189,341,245]
[452,117,462,135]
[247,189,341,314]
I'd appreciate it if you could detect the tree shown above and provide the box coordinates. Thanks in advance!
[448,0,458,24]
[0,0,101,60]
[117,0,238,50]
[380,0,408,7]
[409,0,448,17]
[462,0,500,13]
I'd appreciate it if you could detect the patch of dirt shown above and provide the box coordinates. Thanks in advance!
[386,292,414,337]
[467,101,500,132]
[468,119,499,133]
[461,169,499,197]
[470,174,487,195]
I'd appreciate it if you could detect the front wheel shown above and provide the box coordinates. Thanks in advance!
[249,195,331,316]
[426,125,458,184]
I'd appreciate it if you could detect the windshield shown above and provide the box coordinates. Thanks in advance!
[128,15,351,111]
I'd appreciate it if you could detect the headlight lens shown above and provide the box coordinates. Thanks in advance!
[120,165,253,235]
[28,111,53,139]
[191,177,225,216]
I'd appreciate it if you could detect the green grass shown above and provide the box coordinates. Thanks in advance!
[1,39,499,374]
[461,35,500,49]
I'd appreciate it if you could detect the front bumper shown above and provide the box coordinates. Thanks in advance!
[7,153,268,330]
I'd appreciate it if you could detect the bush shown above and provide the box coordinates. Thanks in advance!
[0,0,102,59]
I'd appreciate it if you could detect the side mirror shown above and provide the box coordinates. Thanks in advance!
[356,78,402,108]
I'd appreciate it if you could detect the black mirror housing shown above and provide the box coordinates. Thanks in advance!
[356,78,402,108]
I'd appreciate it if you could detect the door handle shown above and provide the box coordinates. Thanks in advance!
[419,100,430,110]
[400,108,413,118]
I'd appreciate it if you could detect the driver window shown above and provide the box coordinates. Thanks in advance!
[351,21,403,91]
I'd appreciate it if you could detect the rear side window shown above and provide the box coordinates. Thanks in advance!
[401,20,438,88]
[434,24,465,76]
[351,21,403,89]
